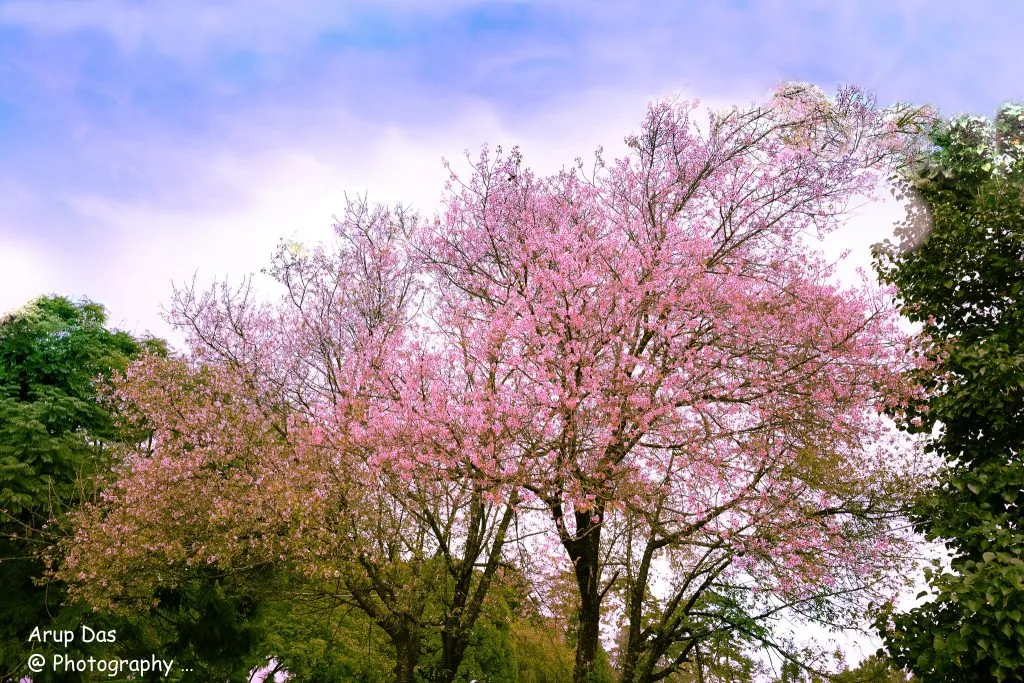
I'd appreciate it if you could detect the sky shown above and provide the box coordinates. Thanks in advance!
[2,0,1022,342]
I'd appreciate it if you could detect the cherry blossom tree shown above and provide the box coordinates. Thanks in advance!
[59,198,519,683]
[423,84,934,681]
[61,83,936,682]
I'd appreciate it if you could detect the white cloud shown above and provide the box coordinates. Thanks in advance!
[0,237,51,318]
[32,101,502,340]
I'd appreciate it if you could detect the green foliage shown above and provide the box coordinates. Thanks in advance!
[147,569,270,682]
[108,560,582,683]
[832,654,916,682]
[415,565,586,683]
[0,296,161,514]
[765,652,914,683]
[117,568,396,683]
[437,616,517,683]
[873,103,1024,681]
[0,295,164,681]
[507,620,576,683]
[259,569,583,683]
[259,593,393,682]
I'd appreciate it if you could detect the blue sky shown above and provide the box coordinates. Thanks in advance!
[1,0,1021,341]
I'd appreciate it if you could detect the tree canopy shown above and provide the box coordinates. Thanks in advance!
[874,104,1024,681]
[0,295,164,681]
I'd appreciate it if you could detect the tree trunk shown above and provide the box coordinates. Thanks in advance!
[566,508,604,683]
[436,493,516,683]
[390,622,421,683]
[619,537,661,682]
[439,628,466,683]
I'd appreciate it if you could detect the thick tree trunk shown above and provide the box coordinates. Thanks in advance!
[390,623,421,683]
[566,508,604,683]
[574,574,602,683]
[439,611,473,683]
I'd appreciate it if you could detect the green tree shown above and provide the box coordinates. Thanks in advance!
[873,104,1024,681]
[0,295,164,681]
[832,654,916,682]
